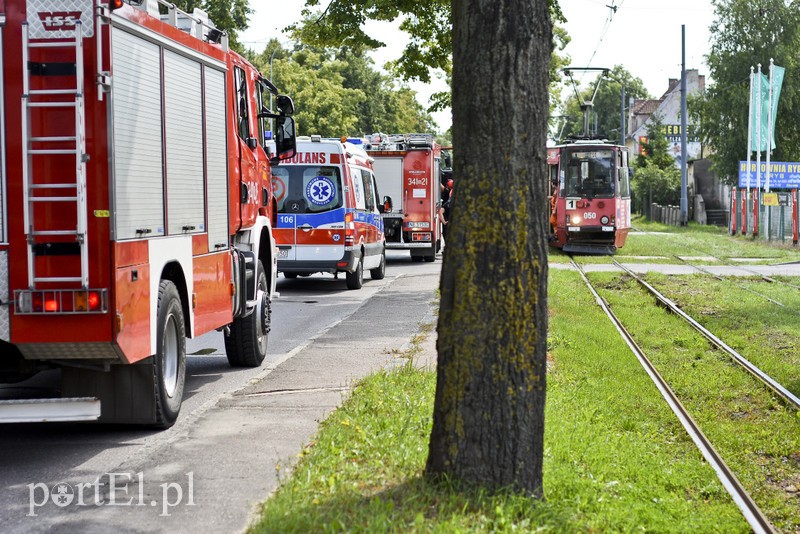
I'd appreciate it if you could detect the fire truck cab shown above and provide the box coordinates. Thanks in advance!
[272,136,386,290]
[0,0,296,426]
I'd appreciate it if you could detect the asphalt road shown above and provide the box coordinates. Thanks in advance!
[0,251,441,534]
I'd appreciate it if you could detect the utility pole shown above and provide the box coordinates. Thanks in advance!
[620,86,626,146]
[680,25,689,225]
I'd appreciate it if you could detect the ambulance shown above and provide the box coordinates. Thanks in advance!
[272,136,387,289]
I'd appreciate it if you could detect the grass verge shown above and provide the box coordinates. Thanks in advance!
[249,270,750,532]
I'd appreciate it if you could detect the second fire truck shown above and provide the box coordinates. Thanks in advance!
[365,133,445,262]
[0,0,296,426]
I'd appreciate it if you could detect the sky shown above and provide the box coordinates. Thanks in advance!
[239,0,717,132]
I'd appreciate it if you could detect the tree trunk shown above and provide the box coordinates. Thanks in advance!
[425,0,552,496]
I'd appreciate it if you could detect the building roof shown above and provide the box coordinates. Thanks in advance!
[632,99,663,116]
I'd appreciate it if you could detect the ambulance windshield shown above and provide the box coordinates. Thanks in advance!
[273,166,343,213]
[564,149,615,199]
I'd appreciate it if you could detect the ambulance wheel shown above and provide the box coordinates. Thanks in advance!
[153,280,187,429]
[284,272,298,279]
[370,250,386,280]
[346,255,364,290]
[225,260,270,367]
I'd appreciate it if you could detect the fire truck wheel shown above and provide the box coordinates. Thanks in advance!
[225,260,269,367]
[370,250,386,280]
[411,255,424,263]
[346,255,364,290]
[154,280,187,429]
[284,272,298,279]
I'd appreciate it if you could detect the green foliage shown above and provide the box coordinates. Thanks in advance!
[171,0,252,52]
[251,40,435,137]
[694,0,800,182]
[631,114,681,207]
[560,65,650,141]
[289,1,568,113]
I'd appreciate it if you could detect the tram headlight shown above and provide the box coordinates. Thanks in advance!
[600,215,609,224]
[571,215,581,225]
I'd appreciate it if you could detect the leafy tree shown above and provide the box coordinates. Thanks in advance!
[561,65,650,142]
[632,114,681,211]
[289,1,566,113]
[426,0,550,494]
[250,42,434,136]
[252,47,364,137]
[171,0,252,52]
[694,0,800,182]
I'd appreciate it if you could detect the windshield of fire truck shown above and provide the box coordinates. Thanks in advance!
[564,149,615,198]
[273,166,343,214]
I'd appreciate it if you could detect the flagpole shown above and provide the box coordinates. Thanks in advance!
[767,59,773,193]
[755,63,762,237]
[746,66,754,192]
[756,63,762,192]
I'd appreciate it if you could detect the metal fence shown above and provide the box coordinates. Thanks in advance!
[729,189,799,244]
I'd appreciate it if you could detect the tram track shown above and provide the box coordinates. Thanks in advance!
[570,258,776,533]
[611,258,800,411]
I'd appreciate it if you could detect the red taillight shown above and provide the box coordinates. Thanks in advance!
[87,291,101,311]
[44,298,59,312]
[32,293,43,313]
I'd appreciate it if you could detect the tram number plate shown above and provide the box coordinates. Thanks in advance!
[566,199,577,210]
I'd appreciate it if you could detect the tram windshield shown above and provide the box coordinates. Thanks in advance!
[564,149,615,198]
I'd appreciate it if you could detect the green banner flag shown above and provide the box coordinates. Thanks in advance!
[749,65,785,152]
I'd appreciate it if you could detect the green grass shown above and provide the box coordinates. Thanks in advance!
[249,270,760,533]
[590,271,800,531]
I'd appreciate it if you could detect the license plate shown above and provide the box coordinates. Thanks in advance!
[278,249,289,258]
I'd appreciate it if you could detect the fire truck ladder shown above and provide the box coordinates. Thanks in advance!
[21,21,89,289]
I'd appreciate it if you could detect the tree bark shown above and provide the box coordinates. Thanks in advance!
[425,0,552,495]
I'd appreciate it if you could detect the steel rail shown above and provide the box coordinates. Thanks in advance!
[571,259,776,534]
[613,259,800,410]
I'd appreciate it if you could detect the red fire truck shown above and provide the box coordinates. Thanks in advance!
[365,133,444,262]
[0,0,296,426]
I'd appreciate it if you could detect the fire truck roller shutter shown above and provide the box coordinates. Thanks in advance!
[111,29,165,239]
[372,157,403,214]
[164,50,204,235]
[205,68,229,251]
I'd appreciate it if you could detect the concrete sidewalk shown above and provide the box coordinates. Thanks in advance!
[151,271,439,534]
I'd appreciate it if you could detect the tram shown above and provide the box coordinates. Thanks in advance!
[548,68,632,254]
[548,141,632,254]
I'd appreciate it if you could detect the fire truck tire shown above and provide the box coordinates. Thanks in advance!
[411,255,423,263]
[370,250,386,280]
[225,261,269,367]
[153,280,187,429]
[346,255,364,290]
[284,272,298,279]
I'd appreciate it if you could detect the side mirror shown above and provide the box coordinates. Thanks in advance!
[270,115,297,164]
[276,94,295,116]
[382,196,393,213]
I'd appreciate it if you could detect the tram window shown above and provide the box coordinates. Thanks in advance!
[566,149,615,198]
[618,167,630,197]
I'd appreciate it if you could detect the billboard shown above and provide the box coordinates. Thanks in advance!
[738,161,800,189]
